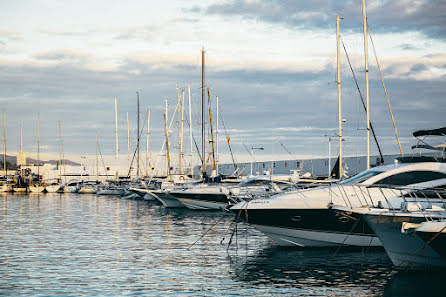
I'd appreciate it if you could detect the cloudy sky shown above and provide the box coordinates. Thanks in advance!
[1,0,445,165]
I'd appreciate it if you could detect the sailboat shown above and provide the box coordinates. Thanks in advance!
[29,114,45,193]
[44,121,64,193]
[0,112,12,192]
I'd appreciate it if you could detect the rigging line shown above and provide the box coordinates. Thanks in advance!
[368,26,404,157]
[183,105,203,168]
[127,112,148,177]
[150,98,181,177]
[96,138,109,179]
[340,38,384,164]
[219,108,237,171]
[187,215,226,250]
[279,141,297,160]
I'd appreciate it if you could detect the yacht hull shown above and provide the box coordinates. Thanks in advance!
[252,224,381,247]
[45,185,61,193]
[155,192,186,208]
[29,186,45,193]
[78,187,98,194]
[364,214,446,269]
[171,192,228,210]
[233,208,381,247]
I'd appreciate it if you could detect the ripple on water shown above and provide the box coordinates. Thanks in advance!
[2,193,445,296]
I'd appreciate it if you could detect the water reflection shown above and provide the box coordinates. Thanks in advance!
[228,245,393,296]
[1,193,446,297]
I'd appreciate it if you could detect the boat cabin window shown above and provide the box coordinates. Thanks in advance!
[373,170,446,186]
[340,170,383,184]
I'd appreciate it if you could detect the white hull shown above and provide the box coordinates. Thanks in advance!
[364,214,446,269]
[97,189,124,196]
[63,186,79,193]
[0,184,11,192]
[45,185,61,193]
[253,224,381,247]
[176,198,227,210]
[29,186,45,193]
[155,192,185,208]
[78,187,98,194]
[12,187,27,193]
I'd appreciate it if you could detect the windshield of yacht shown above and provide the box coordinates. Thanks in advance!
[340,170,384,184]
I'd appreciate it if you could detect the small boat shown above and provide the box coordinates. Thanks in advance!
[97,184,125,196]
[78,181,99,194]
[62,180,81,193]
[170,184,230,210]
[0,183,13,192]
[28,184,45,193]
[45,183,62,193]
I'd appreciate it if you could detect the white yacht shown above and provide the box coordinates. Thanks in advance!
[170,183,230,210]
[230,162,446,247]
[78,181,100,194]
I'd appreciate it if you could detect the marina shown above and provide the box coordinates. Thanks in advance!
[2,192,446,297]
[2,0,446,296]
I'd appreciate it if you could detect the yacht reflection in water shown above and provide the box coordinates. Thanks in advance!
[229,245,393,296]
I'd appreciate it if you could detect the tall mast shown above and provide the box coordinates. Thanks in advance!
[337,15,343,179]
[3,112,6,177]
[177,87,182,175]
[114,98,118,158]
[188,84,193,176]
[136,92,140,177]
[180,90,185,175]
[146,108,150,177]
[164,99,171,179]
[96,132,99,181]
[59,121,66,183]
[201,48,206,177]
[207,87,216,171]
[216,96,219,175]
[362,0,370,169]
[20,123,23,154]
[37,113,40,181]
[127,112,130,175]
[58,121,62,182]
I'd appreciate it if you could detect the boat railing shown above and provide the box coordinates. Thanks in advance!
[333,183,446,212]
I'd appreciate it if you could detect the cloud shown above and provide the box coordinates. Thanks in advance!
[193,0,446,41]
[34,50,91,64]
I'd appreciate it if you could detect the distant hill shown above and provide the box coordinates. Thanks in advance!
[0,154,80,166]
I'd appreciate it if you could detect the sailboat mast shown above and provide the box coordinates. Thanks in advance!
[3,112,6,177]
[136,92,140,177]
[216,96,219,175]
[127,112,130,176]
[96,132,99,181]
[37,113,40,180]
[362,0,370,169]
[201,48,206,177]
[114,98,118,158]
[180,90,185,175]
[58,121,62,182]
[207,88,216,171]
[146,108,150,177]
[188,84,193,175]
[164,99,171,179]
[337,15,343,179]
[177,87,181,175]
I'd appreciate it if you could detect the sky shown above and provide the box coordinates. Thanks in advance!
[1,0,445,166]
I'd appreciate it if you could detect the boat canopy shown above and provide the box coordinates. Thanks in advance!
[413,127,446,137]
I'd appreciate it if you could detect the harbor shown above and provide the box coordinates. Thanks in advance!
[2,0,446,296]
[0,192,442,297]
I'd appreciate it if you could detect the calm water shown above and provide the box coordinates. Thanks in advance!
[1,193,445,297]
